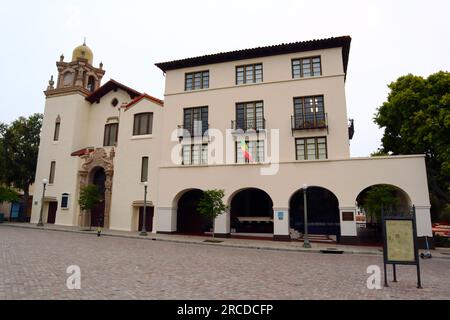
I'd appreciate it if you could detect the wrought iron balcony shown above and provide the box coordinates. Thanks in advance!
[231,118,266,133]
[291,113,328,133]
[177,124,209,140]
[348,119,355,140]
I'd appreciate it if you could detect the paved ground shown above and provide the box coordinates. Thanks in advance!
[0,227,449,299]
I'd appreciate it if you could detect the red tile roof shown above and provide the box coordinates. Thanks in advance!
[71,147,94,157]
[85,79,141,103]
[122,93,164,110]
[155,36,351,75]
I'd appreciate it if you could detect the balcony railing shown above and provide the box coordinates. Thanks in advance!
[291,113,328,133]
[177,124,209,140]
[348,119,355,140]
[231,118,266,132]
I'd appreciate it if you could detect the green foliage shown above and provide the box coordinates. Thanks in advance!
[361,185,400,223]
[197,189,228,221]
[78,185,102,211]
[374,71,450,218]
[0,185,20,203]
[0,113,43,188]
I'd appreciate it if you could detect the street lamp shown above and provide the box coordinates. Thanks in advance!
[302,183,311,248]
[37,178,48,227]
[139,181,148,236]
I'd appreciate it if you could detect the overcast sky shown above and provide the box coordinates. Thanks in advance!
[0,0,448,156]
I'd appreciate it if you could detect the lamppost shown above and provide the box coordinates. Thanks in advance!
[37,178,48,227]
[139,181,148,236]
[302,183,311,248]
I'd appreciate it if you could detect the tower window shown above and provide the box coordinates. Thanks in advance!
[49,161,56,184]
[87,76,96,92]
[133,113,153,136]
[111,98,119,107]
[54,116,61,141]
[61,193,69,209]
[141,157,149,182]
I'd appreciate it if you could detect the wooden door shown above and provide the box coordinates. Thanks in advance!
[138,207,154,232]
[47,202,57,224]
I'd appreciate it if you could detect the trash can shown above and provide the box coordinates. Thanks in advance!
[0,213,4,223]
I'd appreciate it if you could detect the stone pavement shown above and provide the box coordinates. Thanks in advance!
[0,224,449,299]
[2,222,450,258]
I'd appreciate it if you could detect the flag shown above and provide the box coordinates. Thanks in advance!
[240,139,253,162]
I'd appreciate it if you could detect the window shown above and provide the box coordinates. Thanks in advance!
[61,193,69,209]
[293,96,325,129]
[103,123,118,146]
[235,101,264,130]
[236,140,265,163]
[133,113,153,136]
[183,107,208,136]
[49,161,56,184]
[295,137,327,160]
[182,144,208,165]
[292,56,321,78]
[141,157,149,182]
[185,71,209,90]
[236,63,263,85]
[54,116,60,141]
[87,76,96,92]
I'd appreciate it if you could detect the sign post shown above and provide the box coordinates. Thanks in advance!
[382,205,422,288]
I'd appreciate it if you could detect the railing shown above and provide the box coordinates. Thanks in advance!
[231,118,266,132]
[291,113,328,131]
[348,119,355,140]
[177,124,209,140]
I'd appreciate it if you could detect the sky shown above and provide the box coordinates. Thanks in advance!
[0,0,449,156]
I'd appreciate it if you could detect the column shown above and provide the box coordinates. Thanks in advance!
[273,207,290,241]
[214,209,230,238]
[339,206,357,244]
[155,206,177,234]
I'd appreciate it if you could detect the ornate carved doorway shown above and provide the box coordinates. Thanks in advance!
[78,148,114,228]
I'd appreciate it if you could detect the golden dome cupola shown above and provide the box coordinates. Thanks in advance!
[72,40,94,65]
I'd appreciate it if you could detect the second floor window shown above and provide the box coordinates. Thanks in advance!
[235,101,264,131]
[133,113,153,136]
[296,137,327,160]
[49,161,56,184]
[292,56,321,78]
[182,144,208,165]
[141,156,149,182]
[183,107,208,136]
[185,71,209,90]
[236,63,263,85]
[236,140,265,163]
[103,123,118,146]
[293,96,325,129]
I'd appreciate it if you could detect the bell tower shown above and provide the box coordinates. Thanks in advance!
[45,41,105,97]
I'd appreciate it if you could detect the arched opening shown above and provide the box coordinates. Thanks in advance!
[230,188,274,235]
[355,184,411,245]
[90,167,106,227]
[289,186,340,242]
[176,189,212,235]
[87,75,96,92]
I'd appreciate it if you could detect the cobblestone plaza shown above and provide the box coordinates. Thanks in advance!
[0,227,449,300]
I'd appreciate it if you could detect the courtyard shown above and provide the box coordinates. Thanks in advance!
[0,226,449,300]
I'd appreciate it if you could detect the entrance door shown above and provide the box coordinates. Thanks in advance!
[47,202,57,224]
[91,168,106,227]
[138,207,154,232]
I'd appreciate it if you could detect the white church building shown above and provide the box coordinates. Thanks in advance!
[31,37,433,246]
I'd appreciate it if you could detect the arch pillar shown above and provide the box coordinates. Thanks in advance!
[339,206,358,244]
[273,206,290,241]
[155,206,177,234]
[214,208,230,238]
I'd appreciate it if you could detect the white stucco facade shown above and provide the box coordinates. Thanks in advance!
[31,37,433,246]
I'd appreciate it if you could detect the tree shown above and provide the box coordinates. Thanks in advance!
[196,189,228,237]
[0,185,20,203]
[374,71,450,221]
[78,184,102,229]
[0,114,43,219]
[361,185,400,225]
